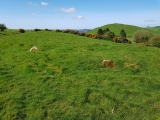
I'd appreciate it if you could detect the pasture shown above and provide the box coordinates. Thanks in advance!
[0,30,160,120]
[87,23,160,37]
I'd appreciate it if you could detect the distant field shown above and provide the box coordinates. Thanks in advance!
[0,31,160,120]
[146,26,160,33]
[87,23,160,37]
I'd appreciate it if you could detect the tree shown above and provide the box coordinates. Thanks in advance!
[18,28,25,33]
[0,23,7,31]
[120,29,126,39]
[103,28,110,33]
[97,28,103,35]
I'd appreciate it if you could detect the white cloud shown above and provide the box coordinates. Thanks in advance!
[41,2,48,6]
[76,16,85,19]
[28,1,37,6]
[61,7,76,13]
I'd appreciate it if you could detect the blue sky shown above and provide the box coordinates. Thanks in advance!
[0,0,160,29]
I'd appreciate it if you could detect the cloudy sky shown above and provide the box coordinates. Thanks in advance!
[0,0,160,29]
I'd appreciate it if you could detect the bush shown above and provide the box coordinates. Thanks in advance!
[113,36,118,42]
[133,30,151,43]
[78,32,85,36]
[96,34,103,39]
[55,29,62,32]
[45,28,51,31]
[149,34,160,47]
[120,29,126,39]
[97,28,110,35]
[97,28,103,35]
[34,28,41,31]
[18,28,25,33]
[101,31,115,40]
[69,30,79,34]
[0,23,7,31]
[85,34,91,37]
[62,29,69,33]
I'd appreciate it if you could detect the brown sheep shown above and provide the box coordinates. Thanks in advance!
[102,60,115,68]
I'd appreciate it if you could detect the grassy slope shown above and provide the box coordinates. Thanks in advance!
[146,26,160,34]
[0,31,160,120]
[0,29,20,36]
[87,23,160,36]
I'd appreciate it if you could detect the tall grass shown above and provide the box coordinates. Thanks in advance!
[0,31,160,119]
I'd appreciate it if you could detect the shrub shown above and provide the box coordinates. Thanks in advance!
[55,29,62,32]
[113,36,118,42]
[93,34,99,39]
[85,34,91,37]
[128,40,132,44]
[149,34,160,47]
[96,34,103,39]
[62,29,69,33]
[101,31,115,40]
[103,28,110,33]
[34,28,41,31]
[117,29,127,43]
[78,32,85,36]
[18,28,25,33]
[0,23,7,31]
[133,30,151,43]
[69,30,79,34]
[120,29,126,39]
[97,28,103,35]
[45,28,51,31]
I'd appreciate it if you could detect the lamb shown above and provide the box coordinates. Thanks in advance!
[102,60,115,68]
[30,46,38,52]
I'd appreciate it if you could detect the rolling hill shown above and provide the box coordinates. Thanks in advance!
[146,26,160,33]
[87,23,160,37]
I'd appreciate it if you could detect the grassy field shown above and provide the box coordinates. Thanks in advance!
[0,29,21,36]
[146,26,160,33]
[0,30,160,120]
[87,23,160,37]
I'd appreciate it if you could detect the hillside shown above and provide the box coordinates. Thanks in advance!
[146,26,160,33]
[87,23,160,37]
[0,31,160,120]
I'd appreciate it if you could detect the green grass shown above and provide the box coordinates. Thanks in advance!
[0,29,21,36]
[0,31,160,120]
[146,26,160,33]
[87,23,160,37]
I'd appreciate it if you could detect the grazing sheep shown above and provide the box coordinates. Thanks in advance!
[30,46,38,52]
[102,60,115,68]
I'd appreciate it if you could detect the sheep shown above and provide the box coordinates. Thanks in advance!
[102,60,115,68]
[30,46,38,52]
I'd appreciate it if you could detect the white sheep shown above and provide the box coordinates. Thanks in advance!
[30,46,38,52]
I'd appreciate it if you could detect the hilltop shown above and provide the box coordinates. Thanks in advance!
[87,23,160,37]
